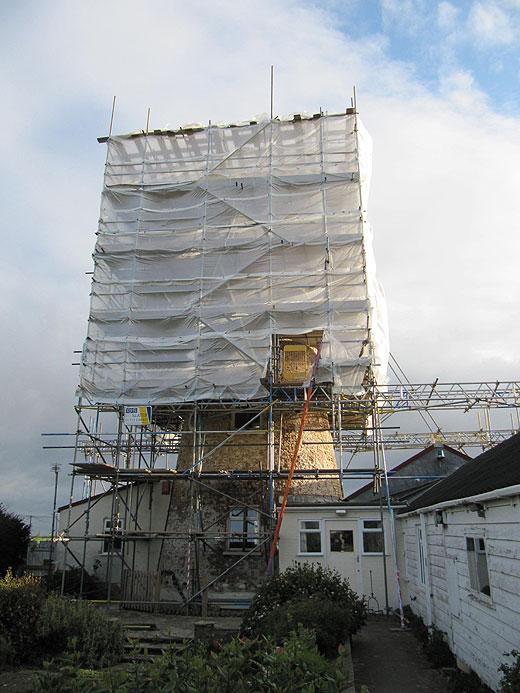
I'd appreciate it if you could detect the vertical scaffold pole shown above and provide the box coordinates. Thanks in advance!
[375,403,405,627]
[337,396,344,490]
[106,405,123,605]
[268,370,275,519]
[80,405,100,599]
[373,392,390,615]
[60,397,83,596]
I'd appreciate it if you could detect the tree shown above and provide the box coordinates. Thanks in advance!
[0,503,31,577]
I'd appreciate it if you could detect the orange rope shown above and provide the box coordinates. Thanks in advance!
[267,387,313,572]
[266,344,322,573]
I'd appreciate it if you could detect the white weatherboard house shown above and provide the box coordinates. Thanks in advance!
[398,432,520,691]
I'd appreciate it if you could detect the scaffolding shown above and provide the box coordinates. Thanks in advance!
[45,106,520,613]
[45,377,520,612]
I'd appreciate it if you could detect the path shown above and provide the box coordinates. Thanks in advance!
[351,616,448,692]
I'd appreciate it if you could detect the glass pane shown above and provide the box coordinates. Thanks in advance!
[300,531,321,553]
[466,537,475,551]
[229,535,244,550]
[302,521,320,530]
[364,520,382,529]
[363,531,383,553]
[230,517,243,533]
[478,538,485,552]
[477,552,490,595]
[330,530,354,552]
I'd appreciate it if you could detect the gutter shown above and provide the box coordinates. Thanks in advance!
[399,483,520,518]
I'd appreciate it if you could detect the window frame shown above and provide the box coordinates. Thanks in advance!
[466,535,492,600]
[101,517,124,555]
[416,524,426,585]
[227,506,260,553]
[329,528,355,553]
[298,519,323,556]
[362,519,385,556]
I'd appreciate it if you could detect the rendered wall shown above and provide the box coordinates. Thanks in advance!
[79,113,388,403]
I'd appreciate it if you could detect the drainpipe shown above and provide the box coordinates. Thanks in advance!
[420,512,433,627]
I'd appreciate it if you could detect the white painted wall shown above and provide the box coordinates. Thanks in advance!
[279,506,400,612]
[398,494,520,691]
[56,482,172,585]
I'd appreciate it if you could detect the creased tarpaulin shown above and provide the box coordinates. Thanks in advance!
[78,113,389,404]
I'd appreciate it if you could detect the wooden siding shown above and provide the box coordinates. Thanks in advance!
[398,496,520,691]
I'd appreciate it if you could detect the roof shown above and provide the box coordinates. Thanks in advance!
[345,444,471,501]
[57,488,113,513]
[402,432,520,512]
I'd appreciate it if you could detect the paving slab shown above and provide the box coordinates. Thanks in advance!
[100,605,242,639]
[351,616,447,693]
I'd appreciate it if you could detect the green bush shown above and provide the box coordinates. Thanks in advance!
[0,569,45,662]
[500,650,520,692]
[0,504,31,578]
[45,567,106,599]
[241,563,366,648]
[38,595,124,668]
[403,605,430,646]
[425,625,455,668]
[448,667,492,692]
[34,629,348,692]
[0,633,15,669]
[256,595,354,658]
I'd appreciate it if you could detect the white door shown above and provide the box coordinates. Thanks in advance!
[325,520,362,594]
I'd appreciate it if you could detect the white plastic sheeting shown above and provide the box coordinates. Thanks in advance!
[78,113,388,403]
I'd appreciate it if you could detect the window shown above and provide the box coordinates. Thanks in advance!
[417,525,426,585]
[466,536,491,596]
[228,507,259,551]
[330,530,354,552]
[102,517,124,554]
[234,411,261,430]
[299,520,322,554]
[362,520,384,554]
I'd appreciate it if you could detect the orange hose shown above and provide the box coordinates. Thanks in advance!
[267,387,313,572]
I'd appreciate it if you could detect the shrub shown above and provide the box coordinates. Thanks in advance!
[33,629,348,692]
[45,567,106,599]
[500,650,520,692]
[0,504,31,578]
[0,634,15,669]
[241,562,366,643]
[255,595,354,658]
[448,667,492,692]
[0,569,45,661]
[403,605,429,646]
[37,595,124,668]
[425,625,455,668]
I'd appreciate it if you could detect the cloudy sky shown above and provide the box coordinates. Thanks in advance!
[1,0,519,532]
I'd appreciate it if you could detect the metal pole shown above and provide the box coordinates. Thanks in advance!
[61,398,83,595]
[270,65,274,119]
[108,96,116,137]
[47,464,60,583]
[373,413,390,615]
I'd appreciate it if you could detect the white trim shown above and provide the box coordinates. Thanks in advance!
[399,485,520,517]
[297,518,324,556]
[361,518,385,556]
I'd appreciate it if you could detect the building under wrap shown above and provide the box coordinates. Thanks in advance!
[79,111,388,404]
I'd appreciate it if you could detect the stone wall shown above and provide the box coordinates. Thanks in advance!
[160,408,342,601]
